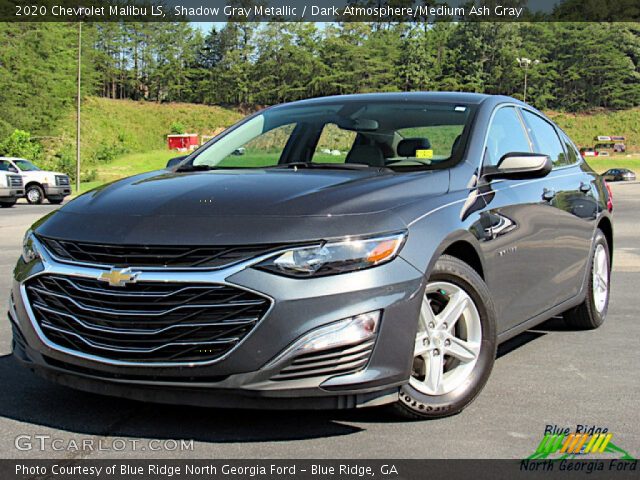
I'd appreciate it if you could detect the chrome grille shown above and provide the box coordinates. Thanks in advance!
[38,236,285,269]
[8,175,22,187]
[271,339,374,381]
[55,175,70,186]
[25,274,270,363]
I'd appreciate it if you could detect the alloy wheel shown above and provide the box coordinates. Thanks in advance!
[592,243,609,313]
[410,281,482,396]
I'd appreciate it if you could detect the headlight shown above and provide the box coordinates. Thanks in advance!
[22,230,40,263]
[259,232,406,277]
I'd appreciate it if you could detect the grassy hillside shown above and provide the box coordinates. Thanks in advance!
[94,150,176,183]
[548,108,640,152]
[49,97,242,171]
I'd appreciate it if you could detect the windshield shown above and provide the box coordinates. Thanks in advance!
[14,159,40,171]
[189,101,474,171]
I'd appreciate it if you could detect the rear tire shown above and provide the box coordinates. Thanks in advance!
[563,230,610,330]
[26,185,44,205]
[393,255,497,420]
[0,200,16,208]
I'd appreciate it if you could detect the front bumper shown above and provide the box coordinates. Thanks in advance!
[0,187,24,200]
[9,240,425,409]
[43,184,71,198]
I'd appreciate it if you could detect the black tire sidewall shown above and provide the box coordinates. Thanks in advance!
[398,256,497,418]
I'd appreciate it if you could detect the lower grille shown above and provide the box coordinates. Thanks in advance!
[42,355,229,383]
[271,339,374,381]
[25,274,271,363]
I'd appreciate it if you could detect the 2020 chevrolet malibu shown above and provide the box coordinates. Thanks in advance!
[9,93,613,419]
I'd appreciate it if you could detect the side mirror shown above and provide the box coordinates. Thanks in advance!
[166,156,187,169]
[482,152,552,181]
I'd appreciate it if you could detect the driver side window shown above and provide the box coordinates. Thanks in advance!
[0,160,18,173]
[485,107,532,167]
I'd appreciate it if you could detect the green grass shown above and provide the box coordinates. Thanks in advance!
[584,156,640,174]
[71,180,103,195]
[74,149,351,192]
[45,97,242,168]
[94,150,176,182]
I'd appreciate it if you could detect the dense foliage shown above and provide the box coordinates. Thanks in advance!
[90,22,640,111]
[0,21,639,182]
[1,21,639,140]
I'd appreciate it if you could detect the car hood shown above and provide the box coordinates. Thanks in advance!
[35,168,449,245]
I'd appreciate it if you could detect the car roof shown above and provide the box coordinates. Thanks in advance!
[278,91,516,108]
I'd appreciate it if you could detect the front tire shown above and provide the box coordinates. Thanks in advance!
[26,185,44,205]
[47,197,64,205]
[0,200,16,208]
[563,230,610,330]
[393,255,497,419]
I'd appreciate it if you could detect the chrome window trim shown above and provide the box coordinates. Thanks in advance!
[19,235,276,368]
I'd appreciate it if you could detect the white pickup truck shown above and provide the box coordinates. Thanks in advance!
[0,157,70,205]
[0,159,24,208]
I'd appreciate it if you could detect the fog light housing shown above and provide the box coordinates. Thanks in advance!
[298,311,380,354]
[267,311,381,367]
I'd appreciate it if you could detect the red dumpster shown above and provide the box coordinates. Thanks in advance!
[167,134,199,151]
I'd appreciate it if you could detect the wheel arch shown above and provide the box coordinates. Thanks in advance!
[427,232,486,281]
[24,181,43,191]
[597,215,613,262]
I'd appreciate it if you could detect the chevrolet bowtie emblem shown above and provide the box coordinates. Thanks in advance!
[98,268,140,287]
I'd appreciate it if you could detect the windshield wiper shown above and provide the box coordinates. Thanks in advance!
[176,164,213,172]
[270,162,378,171]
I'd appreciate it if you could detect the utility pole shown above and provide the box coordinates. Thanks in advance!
[516,57,540,103]
[76,21,82,193]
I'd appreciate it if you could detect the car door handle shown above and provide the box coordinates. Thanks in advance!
[579,182,591,193]
[542,188,556,201]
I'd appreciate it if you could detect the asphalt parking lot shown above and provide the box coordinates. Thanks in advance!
[0,184,638,460]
